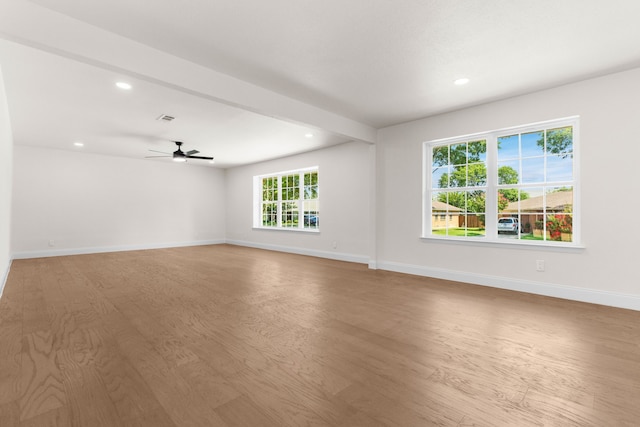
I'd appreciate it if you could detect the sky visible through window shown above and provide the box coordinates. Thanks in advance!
[497,127,573,198]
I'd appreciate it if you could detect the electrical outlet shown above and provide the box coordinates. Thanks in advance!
[536,259,545,272]
[332,241,337,249]
[48,239,55,247]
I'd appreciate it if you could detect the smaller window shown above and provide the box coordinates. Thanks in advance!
[254,167,319,231]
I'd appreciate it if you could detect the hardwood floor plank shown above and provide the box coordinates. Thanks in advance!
[183,334,247,377]
[335,382,454,427]
[0,322,23,406]
[214,394,280,427]
[21,292,50,336]
[0,278,22,324]
[176,360,241,409]
[19,331,66,422]
[88,325,177,427]
[1,245,639,426]
[591,383,640,426]
[0,400,20,426]
[225,366,334,427]
[19,405,71,427]
[60,365,124,427]
[333,408,389,427]
[255,326,354,396]
[113,300,201,368]
[108,314,230,427]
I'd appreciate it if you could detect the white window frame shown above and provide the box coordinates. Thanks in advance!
[422,117,580,247]
[253,166,319,232]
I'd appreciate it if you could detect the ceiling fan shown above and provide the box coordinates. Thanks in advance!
[145,141,214,163]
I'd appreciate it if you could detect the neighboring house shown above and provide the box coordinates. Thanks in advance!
[431,200,462,229]
[503,190,573,231]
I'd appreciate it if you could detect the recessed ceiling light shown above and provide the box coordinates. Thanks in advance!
[73,142,84,147]
[116,81,132,90]
[305,133,314,138]
[454,78,470,86]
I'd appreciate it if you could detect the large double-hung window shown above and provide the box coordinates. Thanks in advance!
[254,167,319,231]
[424,117,579,245]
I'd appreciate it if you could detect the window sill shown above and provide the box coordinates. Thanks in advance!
[420,235,585,252]
[253,227,320,234]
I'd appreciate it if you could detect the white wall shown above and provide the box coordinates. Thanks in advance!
[376,67,640,310]
[7,67,640,311]
[12,146,226,257]
[0,67,13,295]
[225,141,373,263]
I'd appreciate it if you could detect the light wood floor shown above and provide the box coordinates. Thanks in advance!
[1,245,639,426]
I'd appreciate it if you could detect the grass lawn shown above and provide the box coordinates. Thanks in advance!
[432,228,485,237]
[520,233,544,241]
[432,229,569,242]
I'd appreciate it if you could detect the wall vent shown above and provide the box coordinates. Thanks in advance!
[156,114,175,122]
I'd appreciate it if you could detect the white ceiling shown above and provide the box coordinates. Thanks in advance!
[0,39,347,167]
[2,0,640,167]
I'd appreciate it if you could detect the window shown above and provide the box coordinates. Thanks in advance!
[424,117,579,245]
[254,167,319,231]
[430,139,487,238]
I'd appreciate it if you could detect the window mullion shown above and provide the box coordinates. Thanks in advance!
[277,175,282,228]
[298,172,304,228]
[485,133,498,237]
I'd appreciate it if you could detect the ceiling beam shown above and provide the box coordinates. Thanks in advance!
[0,0,376,144]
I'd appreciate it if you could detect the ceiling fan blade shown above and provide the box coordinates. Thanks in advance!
[144,142,211,161]
[185,155,214,160]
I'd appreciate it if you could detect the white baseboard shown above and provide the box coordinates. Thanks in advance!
[11,239,226,260]
[9,240,638,311]
[0,259,11,300]
[377,260,640,312]
[225,239,369,265]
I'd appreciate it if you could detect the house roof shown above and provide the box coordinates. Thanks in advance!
[432,201,463,212]
[504,190,573,212]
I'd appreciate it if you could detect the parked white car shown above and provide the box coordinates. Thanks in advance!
[498,218,520,234]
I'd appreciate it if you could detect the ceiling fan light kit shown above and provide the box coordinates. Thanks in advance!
[145,141,214,164]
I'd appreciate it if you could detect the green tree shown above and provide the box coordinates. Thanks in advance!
[498,166,518,185]
[304,171,318,199]
[443,192,466,209]
[467,192,486,214]
[497,192,509,211]
[439,163,487,188]
[538,126,573,159]
[437,163,486,214]
[432,140,486,168]
[434,141,528,216]
[439,164,528,213]
[497,165,528,205]
[262,176,278,201]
